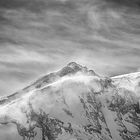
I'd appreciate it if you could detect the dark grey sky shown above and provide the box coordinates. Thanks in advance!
[0,0,140,96]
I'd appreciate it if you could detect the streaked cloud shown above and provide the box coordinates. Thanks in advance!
[0,0,140,96]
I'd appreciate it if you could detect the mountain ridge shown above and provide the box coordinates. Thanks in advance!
[0,62,97,105]
[0,62,140,140]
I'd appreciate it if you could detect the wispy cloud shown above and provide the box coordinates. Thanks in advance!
[0,0,140,96]
[0,46,51,63]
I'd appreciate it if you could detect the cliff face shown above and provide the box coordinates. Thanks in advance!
[0,62,140,140]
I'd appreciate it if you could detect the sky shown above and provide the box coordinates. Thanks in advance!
[0,0,140,96]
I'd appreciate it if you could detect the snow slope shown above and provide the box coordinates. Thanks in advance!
[0,62,139,140]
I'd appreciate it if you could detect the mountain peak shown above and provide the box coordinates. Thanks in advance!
[0,62,97,105]
[58,62,97,77]
[0,63,140,140]
[67,62,84,69]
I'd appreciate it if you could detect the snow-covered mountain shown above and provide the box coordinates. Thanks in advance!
[0,62,140,140]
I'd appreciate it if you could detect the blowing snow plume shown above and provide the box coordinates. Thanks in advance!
[0,62,140,140]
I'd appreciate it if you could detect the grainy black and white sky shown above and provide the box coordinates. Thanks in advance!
[0,0,140,96]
